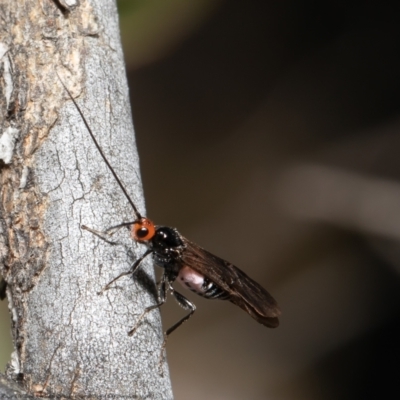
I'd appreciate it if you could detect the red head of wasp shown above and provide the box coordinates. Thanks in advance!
[58,76,281,357]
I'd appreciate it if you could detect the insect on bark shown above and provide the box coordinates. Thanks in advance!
[58,76,281,358]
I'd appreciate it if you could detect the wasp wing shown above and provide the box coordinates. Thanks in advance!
[180,237,280,328]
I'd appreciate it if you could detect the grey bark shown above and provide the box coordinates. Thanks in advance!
[0,372,34,399]
[0,0,173,398]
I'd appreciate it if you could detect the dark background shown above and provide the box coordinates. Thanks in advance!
[125,1,400,399]
[3,1,400,399]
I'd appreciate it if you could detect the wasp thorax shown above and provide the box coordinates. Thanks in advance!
[132,218,156,241]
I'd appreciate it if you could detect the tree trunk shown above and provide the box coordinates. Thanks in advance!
[0,0,173,398]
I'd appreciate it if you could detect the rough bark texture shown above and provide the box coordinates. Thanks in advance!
[0,0,173,398]
[0,372,34,399]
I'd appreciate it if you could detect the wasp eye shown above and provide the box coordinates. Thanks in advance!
[136,227,149,239]
[132,218,155,241]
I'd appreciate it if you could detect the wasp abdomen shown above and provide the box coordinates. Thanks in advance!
[177,266,229,300]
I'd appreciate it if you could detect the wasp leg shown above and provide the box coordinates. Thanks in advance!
[166,291,196,336]
[128,274,167,336]
[157,291,196,374]
[81,225,119,245]
[81,220,136,243]
[104,221,136,234]
[97,249,153,295]
[158,290,196,370]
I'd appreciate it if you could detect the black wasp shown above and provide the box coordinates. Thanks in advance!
[58,77,280,351]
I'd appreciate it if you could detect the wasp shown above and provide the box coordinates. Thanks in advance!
[58,77,280,353]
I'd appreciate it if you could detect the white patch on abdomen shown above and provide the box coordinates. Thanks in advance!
[177,266,206,294]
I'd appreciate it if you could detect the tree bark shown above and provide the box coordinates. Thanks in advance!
[0,0,173,398]
[0,371,34,399]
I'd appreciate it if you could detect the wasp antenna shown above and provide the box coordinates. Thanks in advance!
[56,72,142,220]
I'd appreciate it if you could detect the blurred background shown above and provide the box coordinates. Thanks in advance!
[3,0,400,398]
